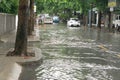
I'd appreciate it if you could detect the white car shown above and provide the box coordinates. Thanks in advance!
[44,16,53,24]
[67,18,80,27]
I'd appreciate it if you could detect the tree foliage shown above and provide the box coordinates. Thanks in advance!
[0,0,18,14]
[35,0,110,21]
[35,0,84,21]
[0,0,111,16]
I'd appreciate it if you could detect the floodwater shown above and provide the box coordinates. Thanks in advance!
[20,24,120,80]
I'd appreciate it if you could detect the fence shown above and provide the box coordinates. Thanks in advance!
[0,13,16,36]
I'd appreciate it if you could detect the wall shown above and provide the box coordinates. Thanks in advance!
[0,13,16,35]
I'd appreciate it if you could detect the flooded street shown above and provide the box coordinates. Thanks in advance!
[20,24,120,80]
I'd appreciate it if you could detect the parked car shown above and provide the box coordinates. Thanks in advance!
[44,16,53,24]
[53,16,59,23]
[67,18,80,27]
[112,15,120,31]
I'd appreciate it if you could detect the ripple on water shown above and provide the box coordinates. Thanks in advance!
[35,59,120,80]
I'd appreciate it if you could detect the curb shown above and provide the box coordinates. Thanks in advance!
[0,63,22,80]
[0,47,42,80]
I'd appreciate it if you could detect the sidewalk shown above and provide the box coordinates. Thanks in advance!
[0,27,42,80]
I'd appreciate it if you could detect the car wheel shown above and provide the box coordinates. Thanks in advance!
[116,25,119,30]
[117,26,120,32]
[112,24,115,28]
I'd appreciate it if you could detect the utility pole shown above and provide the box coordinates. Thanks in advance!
[108,0,116,30]
[109,8,113,29]
[90,3,93,27]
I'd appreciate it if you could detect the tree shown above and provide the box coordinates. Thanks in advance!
[95,0,108,28]
[0,0,18,14]
[7,0,29,56]
[35,0,83,21]
[80,0,89,26]
[28,0,34,35]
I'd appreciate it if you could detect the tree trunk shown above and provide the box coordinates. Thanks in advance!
[98,11,102,29]
[13,0,29,56]
[32,0,35,31]
[82,14,86,26]
[108,11,113,31]
[28,0,34,35]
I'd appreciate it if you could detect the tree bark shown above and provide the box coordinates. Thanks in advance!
[98,11,102,29]
[108,11,112,31]
[28,0,34,35]
[13,0,29,56]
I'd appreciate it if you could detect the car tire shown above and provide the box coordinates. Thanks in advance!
[112,24,115,28]
[116,25,118,30]
[117,26,120,32]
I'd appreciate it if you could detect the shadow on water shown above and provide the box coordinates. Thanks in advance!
[19,59,43,80]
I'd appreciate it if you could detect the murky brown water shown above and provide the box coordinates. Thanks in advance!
[20,24,120,80]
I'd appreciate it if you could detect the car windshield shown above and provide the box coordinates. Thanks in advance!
[71,18,79,21]
[116,15,120,20]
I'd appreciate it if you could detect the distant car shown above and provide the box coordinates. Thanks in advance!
[44,16,53,24]
[53,16,59,23]
[67,18,80,27]
[112,15,120,31]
